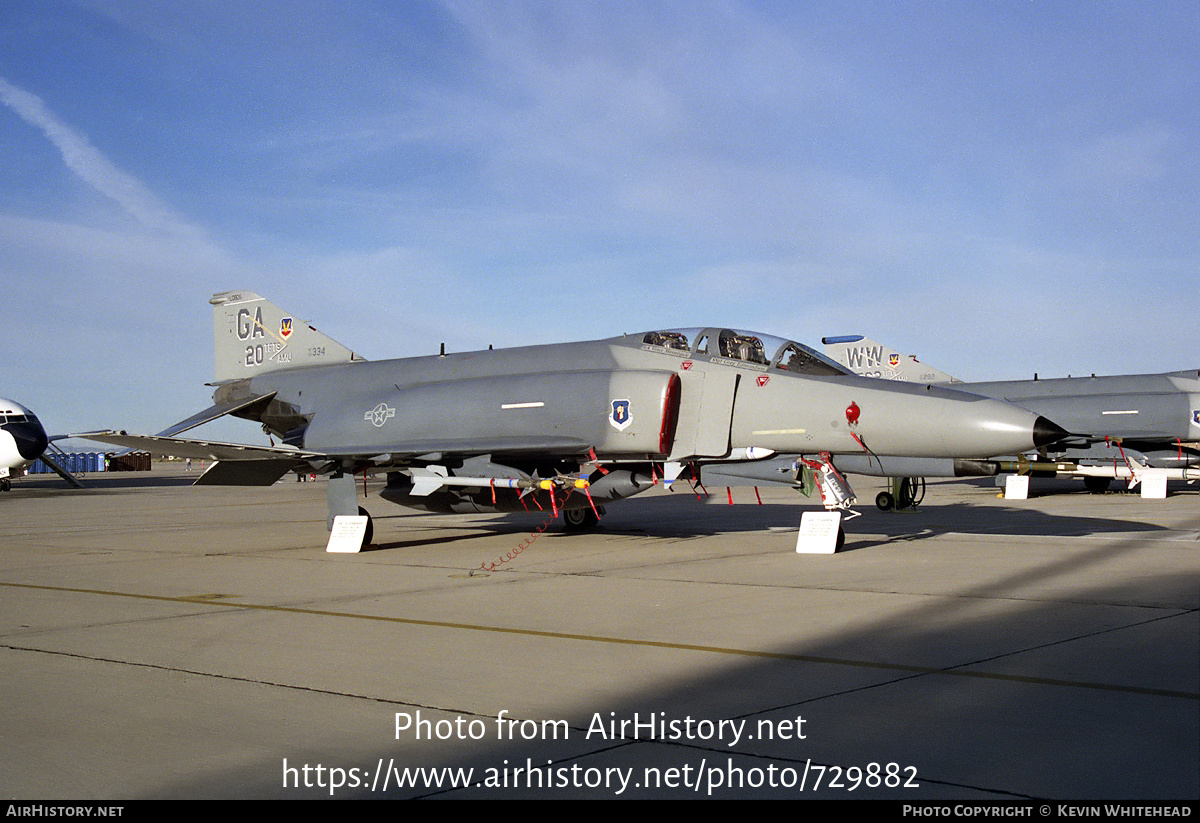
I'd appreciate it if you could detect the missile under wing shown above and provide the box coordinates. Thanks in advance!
[81,293,1066,548]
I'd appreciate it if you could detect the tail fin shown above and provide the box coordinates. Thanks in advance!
[821,335,959,384]
[210,291,364,383]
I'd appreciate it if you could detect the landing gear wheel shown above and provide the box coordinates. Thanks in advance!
[875,491,895,511]
[358,506,374,548]
[1083,476,1112,494]
[836,527,845,552]
[0,478,10,492]
[562,506,601,531]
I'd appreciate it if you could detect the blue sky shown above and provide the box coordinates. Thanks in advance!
[2,1,1196,442]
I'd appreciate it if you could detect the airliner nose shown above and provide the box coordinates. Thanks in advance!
[11,422,48,461]
[1032,416,1070,449]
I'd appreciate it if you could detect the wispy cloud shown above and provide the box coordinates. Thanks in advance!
[1059,122,1180,188]
[0,75,208,245]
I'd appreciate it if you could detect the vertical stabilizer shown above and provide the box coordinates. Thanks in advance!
[210,291,364,383]
[821,335,959,383]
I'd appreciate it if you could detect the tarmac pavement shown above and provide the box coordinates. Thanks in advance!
[1,466,1196,799]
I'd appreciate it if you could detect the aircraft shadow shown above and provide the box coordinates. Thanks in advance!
[3,473,197,495]
[153,522,1197,799]
[365,491,1171,548]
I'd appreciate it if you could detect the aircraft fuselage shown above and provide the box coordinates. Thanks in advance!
[964,371,1200,445]
[0,398,49,486]
[220,329,1061,471]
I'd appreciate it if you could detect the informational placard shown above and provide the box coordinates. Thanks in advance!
[326,515,369,553]
[1140,469,1168,499]
[796,511,842,554]
[1004,475,1030,500]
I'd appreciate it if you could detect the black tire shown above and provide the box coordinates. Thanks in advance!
[875,491,895,511]
[0,478,10,492]
[358,506,374,548]
[562,506,600,531]
[1083,476,1112,494]
[835,527,846,552]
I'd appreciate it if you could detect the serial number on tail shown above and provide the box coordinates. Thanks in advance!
[245,342,291,367]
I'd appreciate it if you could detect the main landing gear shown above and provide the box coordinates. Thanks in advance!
[358,506,374,547]
[327,470,374,551]
[562,505,605,531]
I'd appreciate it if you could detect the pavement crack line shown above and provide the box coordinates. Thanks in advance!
[2,580,1195,700]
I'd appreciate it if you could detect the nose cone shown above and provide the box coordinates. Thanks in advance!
[0,397,48,463]
[847,383,1068,458]
[11,421,49,461]
[1032,416,1069,449]
[944,397,1065,457]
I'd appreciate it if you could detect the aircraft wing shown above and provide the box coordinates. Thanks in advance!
[76,431,317,462]
[80,430,593,462]
[317,435,594,459]
[75,431,319,487]
[75,429,598,487]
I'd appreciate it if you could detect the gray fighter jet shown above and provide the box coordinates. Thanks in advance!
[821,335,1200,497]
[81,293,1066,548]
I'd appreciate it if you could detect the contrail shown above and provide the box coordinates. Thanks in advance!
[0,75,205,241]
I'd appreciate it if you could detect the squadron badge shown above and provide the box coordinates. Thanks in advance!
[280,317,293,340]
[610,399,632,431]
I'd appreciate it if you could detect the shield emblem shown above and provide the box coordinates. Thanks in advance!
[610,399,632,431]
[280,317,293,340]
[888,353,899,367]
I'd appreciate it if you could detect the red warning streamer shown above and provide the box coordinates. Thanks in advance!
[478,489,564,571]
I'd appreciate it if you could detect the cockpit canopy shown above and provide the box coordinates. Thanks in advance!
[640,328,850,376]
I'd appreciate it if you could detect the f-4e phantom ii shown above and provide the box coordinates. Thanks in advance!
[82,292,1067,549]
[822,335,1200,496]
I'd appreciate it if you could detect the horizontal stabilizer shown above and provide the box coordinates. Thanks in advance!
[155,393,277,438]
